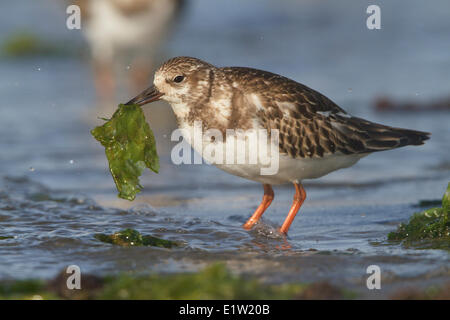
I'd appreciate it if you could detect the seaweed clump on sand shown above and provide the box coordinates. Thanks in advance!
[0,264,313,300]
[388,183,450,250]
[94,228,179,248]
[98,264,306,300]
[1,31,64,58]
[91,104,159,201]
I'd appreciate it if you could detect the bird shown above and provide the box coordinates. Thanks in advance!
[75,0,185,111]
[125,56,430,235]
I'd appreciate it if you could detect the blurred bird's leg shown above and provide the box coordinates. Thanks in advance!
[93,59,115,109]
[243,184,274,230]
[279,183,306,235]
[130,58,153,95]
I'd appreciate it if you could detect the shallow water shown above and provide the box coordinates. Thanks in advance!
[0,0,449,297]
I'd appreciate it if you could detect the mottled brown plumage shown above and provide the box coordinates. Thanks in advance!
[126,56,430,234]
[153,57,430,159]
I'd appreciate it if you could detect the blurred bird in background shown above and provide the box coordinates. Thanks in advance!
[75,0,185,114]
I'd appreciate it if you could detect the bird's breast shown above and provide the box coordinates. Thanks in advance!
[170,99,235,134]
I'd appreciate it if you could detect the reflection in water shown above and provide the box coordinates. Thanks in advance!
[76,0,185,113]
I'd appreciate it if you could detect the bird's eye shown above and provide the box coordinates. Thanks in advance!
[173,75,185,83]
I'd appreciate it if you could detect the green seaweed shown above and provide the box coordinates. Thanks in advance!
[0,264,313,300]
[1,31,64,58]
[94,228,180,248]
[0,236,14,240]
[4,263,450,300]
[99,264,305,300]
[443,183,450,211]
[91,104,159,201]
[388,183,450,250]
[0,279,57,300]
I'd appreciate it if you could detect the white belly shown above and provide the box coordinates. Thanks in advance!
[215,153,366,185]
[173,123,367,185]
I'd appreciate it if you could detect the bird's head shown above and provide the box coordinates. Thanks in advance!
[126,56,215,107]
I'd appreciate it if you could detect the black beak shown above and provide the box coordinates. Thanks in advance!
[125,85,164,106]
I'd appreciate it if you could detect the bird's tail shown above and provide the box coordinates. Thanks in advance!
[388,127,430,147]
[341,116,431,152]
[361,122,430,151]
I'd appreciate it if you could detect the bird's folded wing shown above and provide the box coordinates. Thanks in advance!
[225,67,429,159]
[255,92,430,159]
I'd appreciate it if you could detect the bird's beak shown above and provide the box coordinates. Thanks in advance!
[125,85,164,106]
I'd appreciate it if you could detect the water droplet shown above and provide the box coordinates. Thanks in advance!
[126,65,131,70]
[69,160,74,164]
[37,67,41,71]
[29,167,35,172]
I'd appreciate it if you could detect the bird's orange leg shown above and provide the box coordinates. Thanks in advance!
[279,183,306,235]
[243,184,274,230]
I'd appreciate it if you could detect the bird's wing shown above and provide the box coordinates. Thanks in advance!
[223,67,430,159]
[261,109,430,158]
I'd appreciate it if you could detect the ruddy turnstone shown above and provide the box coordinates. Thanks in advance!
[76,0,185,107]
[126,57,430,235]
